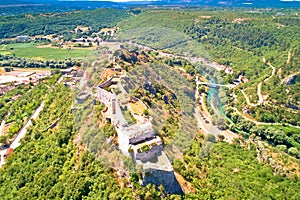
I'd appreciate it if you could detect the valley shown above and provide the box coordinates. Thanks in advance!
[0,5,299,199]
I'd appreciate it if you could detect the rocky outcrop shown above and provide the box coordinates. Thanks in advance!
[116,50,149,65]
[282,74,298,85]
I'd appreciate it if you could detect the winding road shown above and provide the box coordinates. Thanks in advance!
[232,105,300,129]
[242,57,276,107]
[241,90,257,107]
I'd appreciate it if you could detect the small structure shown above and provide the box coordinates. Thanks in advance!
[225,67,233,74]
[3,148,13,159]
[16,36,31,41]
[239,75,250,83]
[112,64,123,72]
[17,72,36,77]
[76,92,90,104]
[0,85,15,96]
[11,94,22,101]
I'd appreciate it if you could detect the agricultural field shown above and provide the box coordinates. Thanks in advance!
[0,43,92,60]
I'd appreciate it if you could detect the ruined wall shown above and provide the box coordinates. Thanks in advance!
[136,144,163,163]
[97,87,114,106]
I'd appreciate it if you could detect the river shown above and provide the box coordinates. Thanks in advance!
[206,77,234,125]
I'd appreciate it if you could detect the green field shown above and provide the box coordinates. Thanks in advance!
[0,43,92,60]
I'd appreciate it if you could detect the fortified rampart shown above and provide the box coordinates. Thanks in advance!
[97,80,182,194]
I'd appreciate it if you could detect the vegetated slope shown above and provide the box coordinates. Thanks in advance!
[0,76,59,144]
[177,139,300,199]
[0,8,130,38]
[0,84,299,199]
[0,84,133,199]
[122,60,197,153]
[118,9,300,126]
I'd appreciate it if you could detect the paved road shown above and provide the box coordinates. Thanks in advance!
[0,101,45,168]
[194,78,238,141]
[0,120,5,136]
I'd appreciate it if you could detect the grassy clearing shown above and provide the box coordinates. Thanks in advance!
[0,43,92,60]
[128,101,146,115]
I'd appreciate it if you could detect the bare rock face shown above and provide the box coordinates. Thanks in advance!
[282,74,297,85]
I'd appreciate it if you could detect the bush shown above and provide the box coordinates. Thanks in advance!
[288,147,299,157]
[206,134,217,143]
[276,145,287,152]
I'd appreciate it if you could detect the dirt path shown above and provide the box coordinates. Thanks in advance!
[0,120,5,136]
[286,50,291,64]
[241,90,257,106]
[257,82,264,105]
[222,129,238,143]
[257,62,276,105]
[174,171,197,194]
[242,58,276,107]
[264,62,276,83]
[232,107,300,129]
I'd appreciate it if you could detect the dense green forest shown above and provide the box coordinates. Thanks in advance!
[177,138,300,199]
[0,9,130,39]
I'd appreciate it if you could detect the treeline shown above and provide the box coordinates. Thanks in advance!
[0,9,130,39]
[0,54,77,69]
[250,126,300,158]
[185,19,280,52]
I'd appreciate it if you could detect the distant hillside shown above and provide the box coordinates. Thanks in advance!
[1,0,300,8]
[0,0,27,5]
[0,0,53,5]
[168,0,300,7]
[0,0,57,5]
